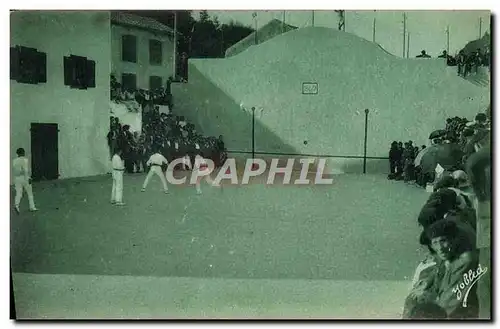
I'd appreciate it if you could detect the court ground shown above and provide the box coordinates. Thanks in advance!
[11,172,429,319]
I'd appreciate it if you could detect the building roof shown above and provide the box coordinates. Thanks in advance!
[111,11,178,36]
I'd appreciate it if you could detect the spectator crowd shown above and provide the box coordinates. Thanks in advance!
[387,106,491,319]
[107,75,227,174]
[417,48,491,78]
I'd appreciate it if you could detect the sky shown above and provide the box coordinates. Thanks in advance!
[197,10,490,57]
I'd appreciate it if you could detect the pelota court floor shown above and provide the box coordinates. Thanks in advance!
[11,172,429,319]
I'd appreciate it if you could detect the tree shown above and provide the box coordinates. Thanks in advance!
[212,15,220,29]
[199,10,210,23]
[127,10,253,59]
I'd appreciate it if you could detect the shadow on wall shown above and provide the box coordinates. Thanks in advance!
[172,65,391,175]
[172,64,299,156]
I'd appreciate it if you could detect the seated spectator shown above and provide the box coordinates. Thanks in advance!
[416,50,431,58]
[437,50,448,59]
[433,175,457,191]
[423,219,478,317]
[475,113,487,127]
[404,219,478,319]
[418,188,458,228]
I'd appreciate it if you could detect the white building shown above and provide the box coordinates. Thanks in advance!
[10,11,112,180]
[10,11,178,181]
[110,12,176,91]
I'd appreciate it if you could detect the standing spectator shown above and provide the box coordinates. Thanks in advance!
[464,53,474,77]
[403,141,415,182]
[122,125,134,173]
[132,132,141,173]
[457,51,467,77]
[216,135,227,167]
[165,76,174,108]
[461,127,476,162]
[473,49,482,74]
[395,141,404,179]
[137,132,148,173]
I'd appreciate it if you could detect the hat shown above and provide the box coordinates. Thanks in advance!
[462,128,474,137]
[434,175,457,190]
[423,219,459,243]
[418,206,439,228]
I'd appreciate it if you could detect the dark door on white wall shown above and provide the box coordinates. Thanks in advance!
[30,123,59,181]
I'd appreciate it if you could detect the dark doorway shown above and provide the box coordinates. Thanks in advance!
[30,123,59,181]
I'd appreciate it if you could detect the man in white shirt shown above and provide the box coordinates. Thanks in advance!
[182,153,191,171]
[111,149,126,206]
[12,148,37,214]
[141,148,169,193]
[193,150,218,195]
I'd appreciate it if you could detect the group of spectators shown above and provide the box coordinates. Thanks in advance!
[110,74,173,109]
[139,108,227,172]
[415,48,490,79]
[388,141,425,183]
[388,111,490,189]
[438,48,490,78]
[453,48,490,78]
[107,76,227,174]
[388,107,490,319]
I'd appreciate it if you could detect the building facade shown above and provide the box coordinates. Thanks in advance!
[111,12,176,91]
[10,11,111,180]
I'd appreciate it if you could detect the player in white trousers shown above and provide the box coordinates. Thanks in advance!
[111,149,126,206]
[141,148,169,193]
[12,148,37,214]
[182,153,191,171]
[193,151,218,195]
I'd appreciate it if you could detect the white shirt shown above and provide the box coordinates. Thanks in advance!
[182,155,192,168]
[195,155,207,169]
[112,154,125,170]
[147,153,168,166]
[12,156,29,177]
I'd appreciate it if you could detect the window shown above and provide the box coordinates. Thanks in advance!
[63,55,95,89]
[122,35,137,63]
[10,46,47,85]
[121,73,137,91]
[149,39,162,65]
[149,76,163,91]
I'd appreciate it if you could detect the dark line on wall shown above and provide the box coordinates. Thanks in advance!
[226,150,389,160]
